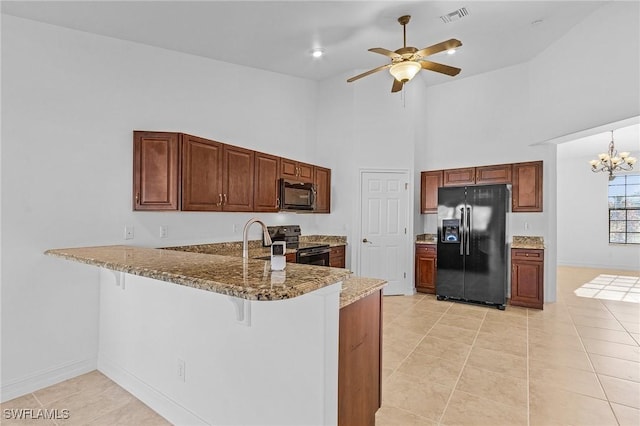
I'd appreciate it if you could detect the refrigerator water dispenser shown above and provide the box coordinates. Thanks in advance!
[442,219,460,242]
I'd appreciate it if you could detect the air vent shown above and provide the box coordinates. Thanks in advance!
[440,7,468,24]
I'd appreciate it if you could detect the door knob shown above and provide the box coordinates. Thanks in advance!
[362,238,372,243]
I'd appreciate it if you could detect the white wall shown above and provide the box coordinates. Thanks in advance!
[1,16,323,400]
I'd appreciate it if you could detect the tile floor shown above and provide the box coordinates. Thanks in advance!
[2,266,639,425]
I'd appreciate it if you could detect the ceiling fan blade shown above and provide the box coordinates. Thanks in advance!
[415,39,462,59]
[391,79,403,93]
[347,63,391,83]
[420,60,461,76]
[368,47,402,60]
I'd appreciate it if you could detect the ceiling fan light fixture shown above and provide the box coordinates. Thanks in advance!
[389,61,421,82]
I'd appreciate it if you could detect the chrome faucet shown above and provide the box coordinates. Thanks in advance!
[243,218,272,259]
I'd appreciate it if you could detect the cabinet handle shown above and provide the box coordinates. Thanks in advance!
[135,192,140,204]
[223,194,227,205]
[276,197,280,208]
[217,194,223,206]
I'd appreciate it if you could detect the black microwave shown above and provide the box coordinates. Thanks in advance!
[279,179,315,211]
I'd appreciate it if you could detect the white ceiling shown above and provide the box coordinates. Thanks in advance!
[2,0,607,87]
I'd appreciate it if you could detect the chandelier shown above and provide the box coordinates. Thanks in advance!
[589,130,636,180]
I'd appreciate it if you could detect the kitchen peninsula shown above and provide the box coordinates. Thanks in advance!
[45,244,385,425]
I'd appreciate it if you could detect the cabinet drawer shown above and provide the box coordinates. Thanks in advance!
[512,249,544,261]
[415,245,437,256]
[443,168,476,186]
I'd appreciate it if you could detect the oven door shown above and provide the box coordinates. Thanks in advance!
[296,247,330,266]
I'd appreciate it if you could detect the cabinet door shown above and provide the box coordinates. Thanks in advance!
[314,166,331,213]
[181,134,224,211]
[420,170,443,213]
[285,252,296,263]
[329,246,346,268]
[338,290,381,426]
[476,164,512,184]
[223,145,255,211]
[443,167,476,187]
[415,245,437,294]
[281,158,298,179]
[297,162,314,182]
[133,131,180,211]
[254,152,280,212]
[512,161,543,212]
[511,249,544,309]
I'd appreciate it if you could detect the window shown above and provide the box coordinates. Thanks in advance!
[608,174,640,244]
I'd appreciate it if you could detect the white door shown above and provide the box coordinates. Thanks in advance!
[359,171,411,295]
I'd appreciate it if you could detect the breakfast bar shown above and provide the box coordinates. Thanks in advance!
[45,245,385,425]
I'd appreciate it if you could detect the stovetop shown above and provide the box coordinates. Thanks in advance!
[264,225,329,251]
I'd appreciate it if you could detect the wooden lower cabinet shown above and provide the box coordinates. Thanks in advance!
[510,248,544,309]
[415,244,437,294]
[285,252,296,263]
[329,245,346,268]
[338,290,382,426]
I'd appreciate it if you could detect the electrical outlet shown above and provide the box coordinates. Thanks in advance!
[160,225,168,238]
[124,226,134,240]
[177,358,186,382]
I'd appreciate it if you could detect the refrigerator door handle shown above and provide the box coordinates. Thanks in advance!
[466,206,471,255]
[459,207,465,256]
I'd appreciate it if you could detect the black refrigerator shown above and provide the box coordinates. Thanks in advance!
[436,184,509,309]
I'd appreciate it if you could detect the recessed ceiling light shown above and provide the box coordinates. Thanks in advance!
[311,48,324,58]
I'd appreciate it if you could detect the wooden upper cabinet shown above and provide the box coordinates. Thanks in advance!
[314,166,331,213]
[223,145,255,212]
[133,131,180,211]
[281,158,314,183]
[254,152,280,212]
[476,164,513,185]
[181,134,224,211]
[443,167,476,187]
[420,170,443,213]
[512,161,543,212]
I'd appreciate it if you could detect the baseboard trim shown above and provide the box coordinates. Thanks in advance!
[98,357,207,426]
[1,358,97,403]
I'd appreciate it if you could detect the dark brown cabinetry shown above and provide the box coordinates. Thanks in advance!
[254,152,280,212]
[415,244,437,294]
[511,248,544,309]
[420,171,443,213]
[476,164,512,185]
[443,167,476,187]
[285,252,296,263]
[512,161,543,212]
[133,131,180,211]
[329,245,346,268]
[181,136,254,211]
[314,166,331,213]
[420,161,543,214]
[281,158,314,183]
[338,290,382,426]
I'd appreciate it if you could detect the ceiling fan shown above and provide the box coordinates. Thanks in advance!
[347,15,462,92]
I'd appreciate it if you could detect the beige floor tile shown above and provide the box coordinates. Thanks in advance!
[598,374,640,409]
[479,317,528,335]
[384,324,427,348]
[437,314,483,332]
[621,320,640,334]
[375,405,437,426]
[582,337,640,362]
[527,317,579,335]
[528,327,585,351]
[32,371,113,406]
[632,332,640,345]
[382,372,452,422]
[396,351,465,388]
[571,314,628,331]
[51,381,136,425]
[466,346,527,379]
[568,305,617,319]
[383,341,415,371]
[589,353,640,382]
[440,390,527,426]
[528,344,594,372]
[576,324,639,346]
[426,323,478,345]
[494,304,529,317]
[445,303,489,319]
[455,365,528,407]
[529,365,606,399]
[413,336,472,362]
[474,331,528,358]
[609,310,640,323]
[0,394,56,426]
[611,402,640,426]
[91,398,171,425]
[529,382,618,426]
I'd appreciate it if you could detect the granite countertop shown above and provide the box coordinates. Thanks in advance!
[300,235,347,247]
[416,233,437,245]
[45,245,352,301]
[512,236,545,249]
[339,277,387,309]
